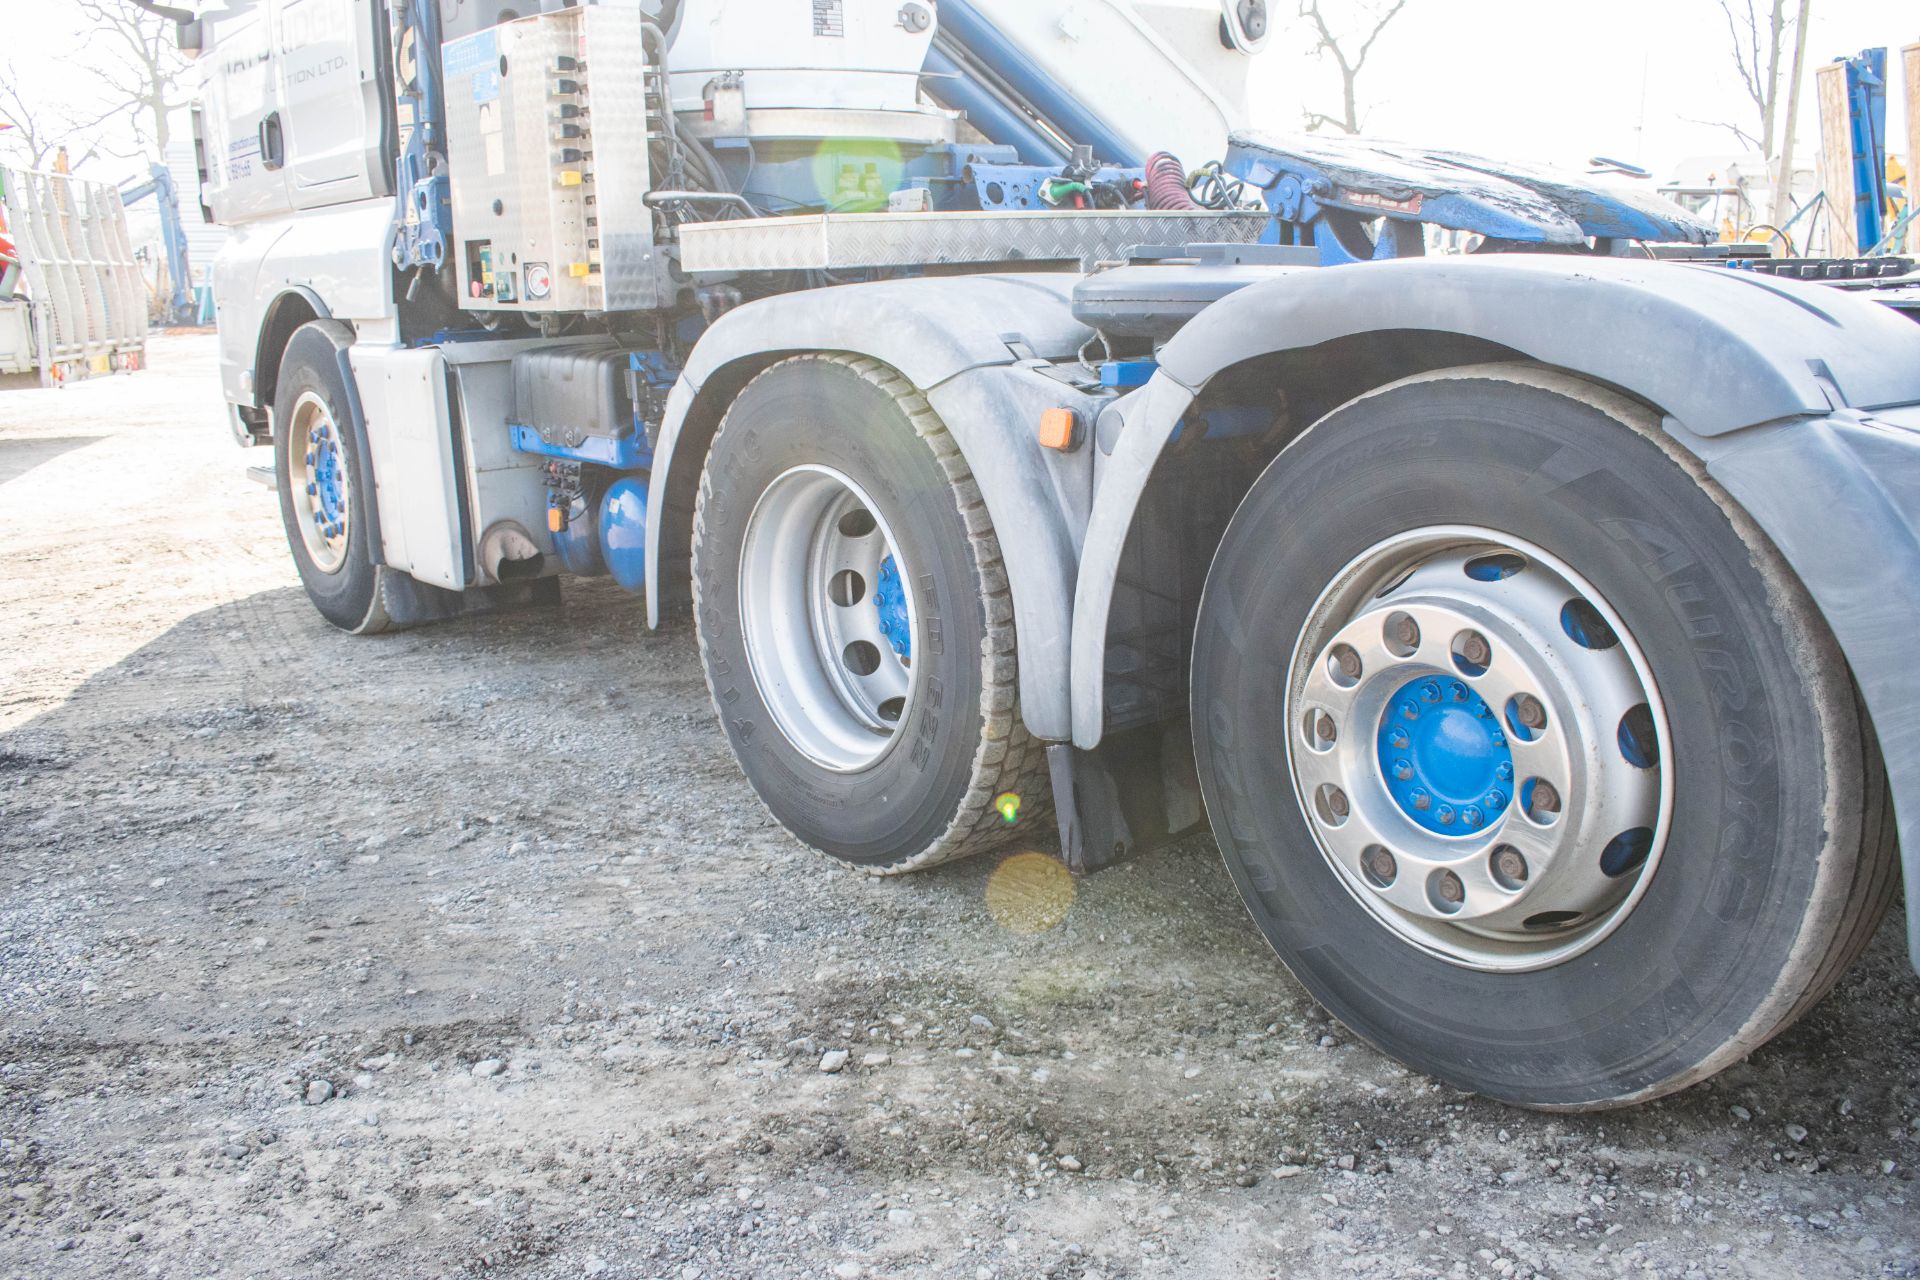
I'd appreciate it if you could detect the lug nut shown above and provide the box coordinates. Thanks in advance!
[1436,871,1464,903]
[1316,713,1337,743]
[1515,694,1547,730]
[1461,634,1490,667]
[1332,645,1362,680]
[1530,782,1561,817]
[1327,788,1350,818]
[1393,616,1419,648]
[1363,846,1397,886]
[1494,847,1529,884]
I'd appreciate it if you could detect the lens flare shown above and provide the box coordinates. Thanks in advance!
[984,851,1074,934]
[994,791,1021,824]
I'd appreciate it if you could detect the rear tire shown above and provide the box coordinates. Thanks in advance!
[692,355,1048,871]
[1191,364,1895,1109]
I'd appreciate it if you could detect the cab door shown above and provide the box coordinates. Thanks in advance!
[275,0,392,208]
[196,0,289,225]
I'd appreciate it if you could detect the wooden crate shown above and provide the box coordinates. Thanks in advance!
[1816,59,1858,256]
[1905,43,1919,254]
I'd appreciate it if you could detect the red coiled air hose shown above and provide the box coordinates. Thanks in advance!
[1145,152,1201,210]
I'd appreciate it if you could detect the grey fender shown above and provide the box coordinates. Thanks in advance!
[645,274,1099,741]
[1158,255,1920,433]
[1670,404,1920,972]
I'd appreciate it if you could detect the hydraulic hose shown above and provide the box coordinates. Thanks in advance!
[1145,152,1201,211]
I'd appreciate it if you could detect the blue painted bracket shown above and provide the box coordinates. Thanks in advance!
[1225,131,1715,266]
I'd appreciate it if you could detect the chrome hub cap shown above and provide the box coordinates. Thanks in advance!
[289,390,350,574]
[1287,527,1673,971]
[738,465,918,772]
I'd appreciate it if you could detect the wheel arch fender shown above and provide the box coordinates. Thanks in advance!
[645,276,1098,741]
[254,285,331,412]
[1068,258,1920,749]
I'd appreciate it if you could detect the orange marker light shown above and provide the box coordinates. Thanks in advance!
[548,507,565,533]
[1038,407,1079,451]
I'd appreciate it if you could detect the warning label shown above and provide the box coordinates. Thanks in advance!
[812,0,843,37]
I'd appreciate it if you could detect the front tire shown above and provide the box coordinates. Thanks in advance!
[273,322,387,633]
[1191,364,1895,1109]
[692,355,1047,871]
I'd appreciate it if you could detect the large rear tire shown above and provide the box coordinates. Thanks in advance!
[1191,364,1896,1109]
[692,355,1048,871]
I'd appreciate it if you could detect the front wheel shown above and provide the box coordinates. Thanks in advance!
[1192,364,1895,1109]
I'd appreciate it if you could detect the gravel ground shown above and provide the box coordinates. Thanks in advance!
[1,333,1918,1280]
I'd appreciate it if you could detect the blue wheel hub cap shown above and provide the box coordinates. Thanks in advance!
[874,554,911,659]
[1376,675,1513,835]
[312,425,345,528]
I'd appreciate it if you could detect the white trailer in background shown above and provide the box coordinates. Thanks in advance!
[0,167,148,386]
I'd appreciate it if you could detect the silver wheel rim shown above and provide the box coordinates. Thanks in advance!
[738,465,918,772]
[288,390,351,574]
[1285,526,1673,973]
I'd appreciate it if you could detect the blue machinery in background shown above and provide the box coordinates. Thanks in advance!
[1836,49,1891,255]
[119,162,198,327]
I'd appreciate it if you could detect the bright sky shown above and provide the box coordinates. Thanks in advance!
[0,0,1912,188]
[1248,0,1913,177]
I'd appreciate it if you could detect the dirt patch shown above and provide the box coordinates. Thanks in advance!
[0,334,1916,1279]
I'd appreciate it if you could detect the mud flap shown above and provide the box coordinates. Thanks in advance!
[1047,719,1206,874]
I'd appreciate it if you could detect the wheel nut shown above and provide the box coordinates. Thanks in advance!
[1316,713,1337,743]
[1411,788,1431,811]
[1437,871,1464,903]
[1327,788,1350,818]
[1363,846,1397,886]
[1494,847,1529,884]
[1462,634,1490,667]
[1530,782,1560,816]
[1394,616,1418,648]
[1515,694,1547,730]
[1334,645,1362,680]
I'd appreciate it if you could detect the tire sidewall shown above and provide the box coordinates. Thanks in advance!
[694,360,990,864]
[274,326,378,632]
[1192,375,1843,1107]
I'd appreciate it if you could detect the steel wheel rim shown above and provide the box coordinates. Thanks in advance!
[1284,526,1674,973]
[289,391,350,574]
[737,465,918,772]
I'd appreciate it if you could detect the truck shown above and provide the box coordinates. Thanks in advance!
[168,0,1920,1110]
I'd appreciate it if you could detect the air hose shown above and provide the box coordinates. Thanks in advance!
[1145,152,1201,210]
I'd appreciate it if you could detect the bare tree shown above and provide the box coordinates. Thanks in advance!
[72,0,188,157]
[1707,0,1795,155]
[1298,0,1411,135]
[0,66,117,170]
